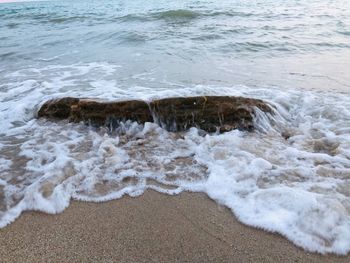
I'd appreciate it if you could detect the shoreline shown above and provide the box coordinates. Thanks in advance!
[0,191,349,262]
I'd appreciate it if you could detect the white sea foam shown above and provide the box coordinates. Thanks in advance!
[0,62,350,254]
[0,158,12,172]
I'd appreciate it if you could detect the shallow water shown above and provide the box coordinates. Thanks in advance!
[1,0,350,255]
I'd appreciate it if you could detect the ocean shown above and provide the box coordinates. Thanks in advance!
[0,0,350,255]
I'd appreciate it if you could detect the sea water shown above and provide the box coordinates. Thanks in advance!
[0,0,350,254]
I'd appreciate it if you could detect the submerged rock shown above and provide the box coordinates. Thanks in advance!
[37,96,272,132]
[38,98,153,127]
[149,96,272,132]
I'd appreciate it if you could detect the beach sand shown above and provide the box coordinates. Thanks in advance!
[0,190,349,263]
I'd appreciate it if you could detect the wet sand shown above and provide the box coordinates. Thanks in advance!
[0,191,349,263]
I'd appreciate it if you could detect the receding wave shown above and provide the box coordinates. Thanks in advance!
[0,63,350,255]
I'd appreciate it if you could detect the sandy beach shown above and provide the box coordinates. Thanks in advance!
[0,191,349,263]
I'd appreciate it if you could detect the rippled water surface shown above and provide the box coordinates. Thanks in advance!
[1,0,350,255]
[1,0,350,91]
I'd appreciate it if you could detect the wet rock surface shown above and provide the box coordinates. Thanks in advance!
[37,96,272,132]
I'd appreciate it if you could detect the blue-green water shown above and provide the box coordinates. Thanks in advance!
[1,0,350,91]
[1,0,350,255]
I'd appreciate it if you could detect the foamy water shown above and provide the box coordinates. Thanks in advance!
[1,0,350,255]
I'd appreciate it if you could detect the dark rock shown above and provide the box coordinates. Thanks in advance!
[69,99,153,127]
[38,97,79,119]
[38,98,153,127]
[37,96,273,132]
[149,96,271,132]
